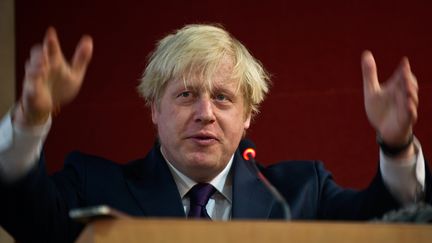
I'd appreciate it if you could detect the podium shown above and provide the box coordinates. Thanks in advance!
[76,219,432,243]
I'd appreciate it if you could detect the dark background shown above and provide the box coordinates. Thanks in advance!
[16,0,432,189]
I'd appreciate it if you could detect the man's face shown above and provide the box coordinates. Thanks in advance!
[151,58,251,182]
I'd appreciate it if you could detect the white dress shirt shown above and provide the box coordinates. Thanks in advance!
[162,148,233,220]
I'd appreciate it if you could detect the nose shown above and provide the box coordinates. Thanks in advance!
[194,96,216,124]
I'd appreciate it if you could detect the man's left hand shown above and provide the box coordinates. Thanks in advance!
[361,50,418,156]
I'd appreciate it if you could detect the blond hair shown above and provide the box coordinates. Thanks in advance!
[138,24,270,116]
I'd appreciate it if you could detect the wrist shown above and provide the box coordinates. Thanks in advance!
[13,101,50,127]
[377,133,414,157]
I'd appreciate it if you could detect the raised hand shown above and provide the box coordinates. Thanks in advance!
[361,50,418,155]
[16,27,93,126]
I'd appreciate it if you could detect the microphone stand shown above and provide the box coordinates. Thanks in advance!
[242,144,291,220]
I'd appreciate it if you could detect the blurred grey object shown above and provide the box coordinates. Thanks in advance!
[374,203,432,223]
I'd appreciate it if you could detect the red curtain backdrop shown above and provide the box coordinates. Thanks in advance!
[16,1,432,189]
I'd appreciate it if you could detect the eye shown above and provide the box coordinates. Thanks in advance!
[214,93,228,102]
[177,91,191,98]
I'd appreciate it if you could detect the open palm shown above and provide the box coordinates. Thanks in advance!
[20,27,93,124]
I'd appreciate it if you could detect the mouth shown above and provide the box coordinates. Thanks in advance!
[187,133,219,146]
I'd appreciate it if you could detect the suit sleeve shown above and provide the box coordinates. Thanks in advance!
[0,152,86,243]
[318,159,432,220]
[263,159,431,220]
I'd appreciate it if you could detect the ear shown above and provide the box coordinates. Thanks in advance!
[151,102,159,125]
[243,112,251,130]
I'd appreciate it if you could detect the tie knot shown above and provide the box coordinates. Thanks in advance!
[188,183,216,207]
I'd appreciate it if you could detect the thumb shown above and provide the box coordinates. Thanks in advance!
[71,35,93,75]
[361,50,380,95]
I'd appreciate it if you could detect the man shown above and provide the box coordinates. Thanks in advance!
[0,24,429,242]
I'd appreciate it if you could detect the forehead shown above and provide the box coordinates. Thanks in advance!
[171,56,241,93]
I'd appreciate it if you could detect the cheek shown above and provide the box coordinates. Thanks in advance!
[220,114,246,134]
[158,107,189,133]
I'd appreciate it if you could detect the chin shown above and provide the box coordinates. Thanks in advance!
[187,166,220,182]
[188,156,219,170]
[186,155,224,179]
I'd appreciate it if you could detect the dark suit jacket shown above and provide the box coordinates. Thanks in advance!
[1,143,431,243]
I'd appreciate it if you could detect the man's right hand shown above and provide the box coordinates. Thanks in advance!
[14,27,93,127]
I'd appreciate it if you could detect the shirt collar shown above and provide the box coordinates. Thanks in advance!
[161,147,233,203]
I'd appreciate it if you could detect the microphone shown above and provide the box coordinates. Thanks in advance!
[239,139,291,220]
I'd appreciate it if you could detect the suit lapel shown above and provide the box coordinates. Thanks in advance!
[231,150,276,219]
[124,146,185,217]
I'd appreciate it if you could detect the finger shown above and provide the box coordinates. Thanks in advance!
[29,45,45,67]
[26,61,44,80]
[405,78,419,107]
[393,72,418,125]
[361,50,380,95]
[411,73,419,91]
[399,57,411,82]
[403,84,419,121]
[399,57,419,106]
[27,44,50,80]
[400,57,417,90]
[71,35,93,74]
[43,27,62,59]
[26,46,46,80]
[23,62,39,103]
[24,57,48,94]
[385,56,408,89]
[407,99,418,124]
